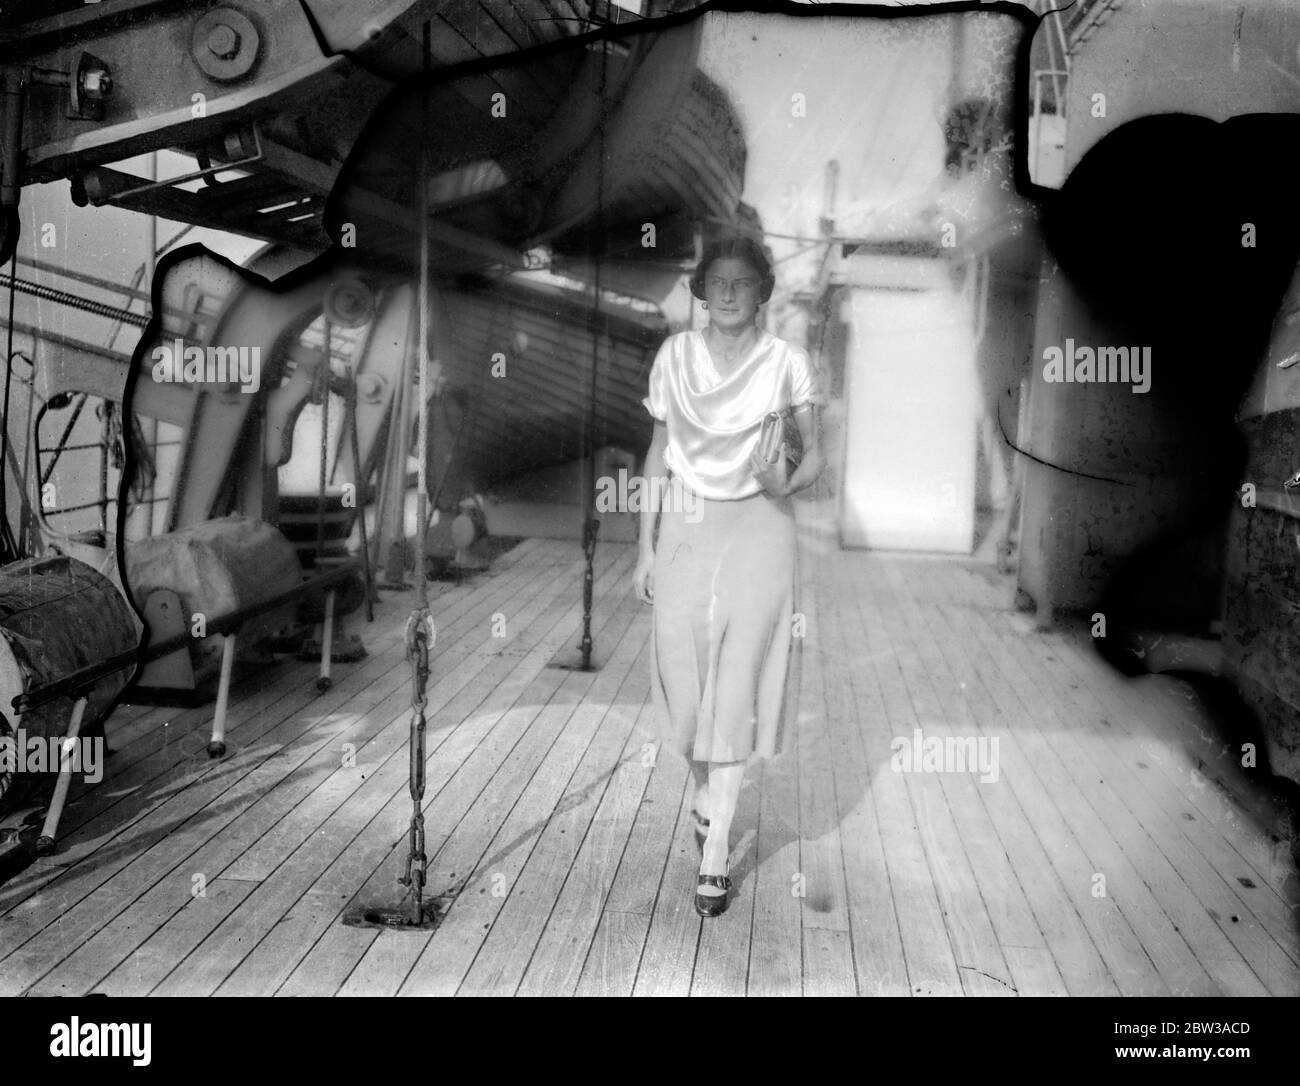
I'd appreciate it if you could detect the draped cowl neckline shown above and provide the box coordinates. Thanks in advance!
[644,327,822,500]
[646,329,795,500]
[678,329,784,433]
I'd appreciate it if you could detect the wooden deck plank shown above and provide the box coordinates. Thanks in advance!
[23,695,404,997]
[931,580,1204,995]
[572,909,651,997]
[689,759,761,997]
[219,887,375,998]
[898,560,1173,995]
[860,556,1015,995]
[152,649,597,992]
[331,550,640,995]
[1,538,644,998]
[573,722,691,995]
[0,631,414,993]
[1043,620,1300,977]
[345,680,612,994]
[273,909,379,996]
[68,878,258,997]
[8,546,559,993]
[85,561,553,993]
[811,547,917,997]
[942,613,1182,992]
[735,518,833,996]
[875,557,1066,996]
[513,702,658,996]
[924,591,1162,995]
[794,563,853,938]
[802,927,857,997]
[7,548,572,998]
[960,600,1288,995]
[343,557,642,1000]
[746,752,803,995]
[175,547,636,996]
[320,673,586,995]
[894,572,1086,998]
[886,567,1106,996]
[956,546,1287,893]
[220,548,613,885]
[833,550,964,996]
[895,570,1120,996]
[599,722,689,919]
[451,604,649,995]
[629,777,701,997]
[0,579,442,912]
[8,524,1294,999]
[87,656,456,996]
[950,593,1277,996]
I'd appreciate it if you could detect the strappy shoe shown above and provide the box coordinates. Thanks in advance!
[694,873,732,918]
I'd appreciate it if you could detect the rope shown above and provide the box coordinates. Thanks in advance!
[13,350,35,554]
[315,320,331,563]
[97,400,112,532]
[576,32,611,671]
[346,354,374,621]
[2,246,20,563]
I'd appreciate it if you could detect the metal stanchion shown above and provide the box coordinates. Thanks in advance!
[34,696,88,855]
[317,589,335,692]
[207,632,237,757]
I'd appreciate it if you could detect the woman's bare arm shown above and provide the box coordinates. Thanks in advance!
[634,422,668,603]
[639,422,668,556]
[781,404,825,497]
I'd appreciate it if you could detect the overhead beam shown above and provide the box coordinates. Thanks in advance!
[259,136,528,270]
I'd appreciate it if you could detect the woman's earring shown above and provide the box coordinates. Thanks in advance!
[702,301,709,310]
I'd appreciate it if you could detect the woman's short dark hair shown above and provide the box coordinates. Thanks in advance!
[689,235,775,303]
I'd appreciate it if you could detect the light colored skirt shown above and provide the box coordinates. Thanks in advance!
[649,486,797,763]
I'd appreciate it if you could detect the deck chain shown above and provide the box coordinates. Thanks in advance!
[399,608,435,909]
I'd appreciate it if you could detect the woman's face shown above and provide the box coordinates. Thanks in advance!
[703,257,764,332]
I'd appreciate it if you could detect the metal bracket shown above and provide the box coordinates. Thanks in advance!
[79,124,262,207]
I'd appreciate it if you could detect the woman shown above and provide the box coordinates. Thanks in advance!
[633,235,825,918]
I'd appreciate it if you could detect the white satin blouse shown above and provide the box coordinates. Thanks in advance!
[642,329,825,500]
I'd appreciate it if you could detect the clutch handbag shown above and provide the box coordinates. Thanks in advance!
[757,408,803,470]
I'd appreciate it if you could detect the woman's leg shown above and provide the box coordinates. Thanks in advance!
[689,758,710,820]
[699,760,744,894]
